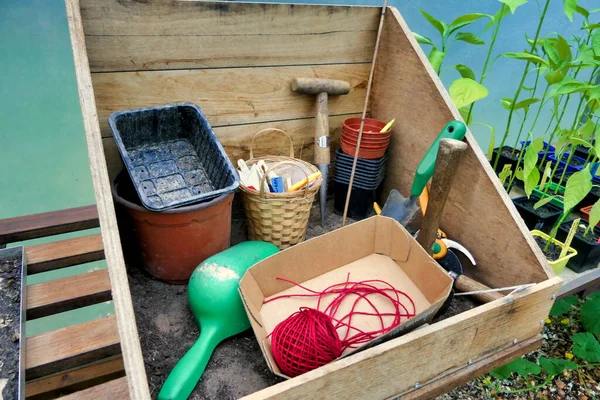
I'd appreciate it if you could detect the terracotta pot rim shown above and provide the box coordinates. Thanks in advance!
[111,170,233,214]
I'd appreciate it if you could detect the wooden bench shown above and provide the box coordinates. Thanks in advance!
[0,206,128,399]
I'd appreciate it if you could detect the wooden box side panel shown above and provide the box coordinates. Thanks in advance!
[65,0,150,398]
[370,8,554,289]
[241,277,561,400]
[80,0,380,178]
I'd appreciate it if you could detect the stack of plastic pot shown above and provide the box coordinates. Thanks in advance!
[333,148,388,220]
[340,118,390,159]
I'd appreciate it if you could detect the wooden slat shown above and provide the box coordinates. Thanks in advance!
[559,267,600,298]
[26,315,121,381]
[241,278,561,400]
[25,234,104,274]
[101,114,360,180]
[27,269,112,320]
[0,205,98,245]
[66,0,151,397]
[26,357,124,398]
[402,335,542,399]
[81,0,379,72]
[57,376,129,399]
[370,7,554,289]
[92,64,369,138]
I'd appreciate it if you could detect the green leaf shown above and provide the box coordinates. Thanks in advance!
[458,106,472,125]
[576,5,590,19]
[504,51,549,66]
[534,196,555,210]
[553,35,573,63]
[579,119,595,140]
[454,64,476,80]
[428,47,445,73]
[447,13,490,35]
[449,78,489,109]
[570,138,594,149]
[572,332,600,362]
[546,70,565,85]
[498,165,512,184]
[544,39,561,65]
[539,357,578,376]
[549,77,595,97]
[413,33,434,46]
[550,295,578,316]
[485,4,511,31]
[455,32,485,45]
[525,167,540,197]
[581,298,600,334]
[515,98,541,112]
[500,0,528,14]
[420,9,446,35]
[588,85,600,101]
[585,23,600,31]
[501,98,513,110]
[586,199,600,236]
[564,165,593,212]
[491,357,541,380]
[588,291,600,300]
[593,30,600,57]
[564,0,579,22]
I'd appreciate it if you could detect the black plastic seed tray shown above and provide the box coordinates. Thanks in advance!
[334,164,387,182]
[335,149,388,166]
[109,103,239,211]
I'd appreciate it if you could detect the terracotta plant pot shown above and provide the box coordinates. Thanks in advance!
[111,171,234,284]
[342,117,387,135]
[530,230,577,275]
[340,137,389,150]
[341,132,391,143]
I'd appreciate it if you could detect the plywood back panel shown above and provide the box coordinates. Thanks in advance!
[370,8,553,289]
[80,0,379,178]
[81,0,379,72]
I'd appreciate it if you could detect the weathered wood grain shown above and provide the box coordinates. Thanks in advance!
[65,0,150,398]
[26,234,104,274]
[27,269,112,320]
[370,7,554,288]
[92,64,369,138]
[26,316,121,381]
[57,376,129,399]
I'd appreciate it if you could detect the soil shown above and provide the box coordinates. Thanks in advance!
[515,197,560,218]
[127,198,479,399]
[500,147,521,160]
[573,223,600,244]
[591,186,600,197]
[534,236,563,262]
[0,253,22,400]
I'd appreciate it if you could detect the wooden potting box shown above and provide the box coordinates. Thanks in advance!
[63,0,563,398]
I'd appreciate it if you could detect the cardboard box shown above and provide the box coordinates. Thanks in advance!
[239,216,453,378]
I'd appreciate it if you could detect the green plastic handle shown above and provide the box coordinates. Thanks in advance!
[158,324,221,400]
[410,120,467,197]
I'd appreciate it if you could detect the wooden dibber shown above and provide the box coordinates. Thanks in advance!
[417,139,503,303]
[291,77,351,225]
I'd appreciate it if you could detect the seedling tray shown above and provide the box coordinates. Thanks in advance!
[109,103,239,211]
[556,219,600,273]
[548,153,587,174]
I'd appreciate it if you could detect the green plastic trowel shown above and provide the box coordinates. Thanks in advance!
[158,241,279,400]
[381,120,467,229]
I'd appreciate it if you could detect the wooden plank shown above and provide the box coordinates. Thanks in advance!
[26,357,124,398]
[370,7,554,289]
[0,205,98,245]
[101,114,359,180]
[402,335,542,399]
[559,266,600,298]
[240,278,561,400]
[26,234,104,274]
[65,0,151,397]
[81,0,378,72]
[26,316,121,380]
[27,269,112,320]
[57,376,129,399]
[92,64,369,138]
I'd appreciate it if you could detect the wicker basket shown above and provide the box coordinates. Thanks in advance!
[239,129,322,249]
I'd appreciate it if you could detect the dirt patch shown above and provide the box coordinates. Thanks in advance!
[515,197,561,218]
[534,235,563,262]
[500,147,520,160]
[0,253,22,400]
[127,198,477,398]
[573,223,600,244]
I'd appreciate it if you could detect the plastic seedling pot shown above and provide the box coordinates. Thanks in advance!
[513,195,562,232]
[519,140,555,158]
[556,219,600,273]
[491,146,521,174]
[574,144,591,160]
[335,149,388,166]
[532,182,565,209]
[548,153,586,174]
[333,181,380,220]
[530,230,578,275]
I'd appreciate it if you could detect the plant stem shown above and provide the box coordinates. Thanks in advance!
[493,0,551,170]
[499,375,554,394]
[467,5,504,123]
[506,133,532,193]
[511,68,543,154]
[545,212,569,252]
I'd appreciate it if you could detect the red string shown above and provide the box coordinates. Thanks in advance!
[267,274,416,377]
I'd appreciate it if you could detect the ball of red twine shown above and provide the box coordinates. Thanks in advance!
[270,307,342,377]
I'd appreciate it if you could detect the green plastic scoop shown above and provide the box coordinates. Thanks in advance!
[158,241,279,400]
[381,120,467,228]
